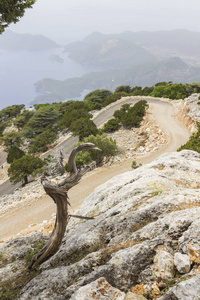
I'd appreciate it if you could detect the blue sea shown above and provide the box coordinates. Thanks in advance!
[0,48,97,110]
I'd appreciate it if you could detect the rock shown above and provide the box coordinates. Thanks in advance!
[124,292,147,299]
[154,250,175,288]
[157,274,200,300]
[174,252,191,274]
[70,277,125,300]
[2,150,200,299]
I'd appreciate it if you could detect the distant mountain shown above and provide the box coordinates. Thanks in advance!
[65,30,200,67]
[0,30,60,51]
[116,29,200,59]
[31,29,200,104]
[33,57,200,104]
[65,31,158,68]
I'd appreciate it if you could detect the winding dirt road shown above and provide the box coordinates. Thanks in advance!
[0,97,191,240]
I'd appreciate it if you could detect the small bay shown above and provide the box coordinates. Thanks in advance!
[0,48,97,110]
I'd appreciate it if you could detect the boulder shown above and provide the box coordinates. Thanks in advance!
[157,274,200,300]
[174,252,191,274]
[1,150,200,299]
[154,250,175,288]
[70,277,125,300]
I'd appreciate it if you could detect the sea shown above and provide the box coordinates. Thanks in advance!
[0,48,98,110]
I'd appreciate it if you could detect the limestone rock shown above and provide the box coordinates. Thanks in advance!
[154,250,175,288]
[124,292,147,300]
[174,252,191,274]
[70,277,125,300]
[1,150,200,299]
[157,274,200,300]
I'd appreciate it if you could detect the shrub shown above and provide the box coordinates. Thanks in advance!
[13,109,34,130]
[23,106,60,138]
[7,146,25,164]
[0,104,25,123]
[113,103,131,121]
[0,123,7,137]
[57,101,91,130]
[103,118,120,132]
[150,83,187,100]
[84,89,113,110]
[121,100,148,128]
[131,160,139,169]
[8,154,45,185]
[102,92,128,107]
[28,127,58,154]
[115,85,131,94]
[70,118,99,141]
[2,130,22,152]
[75,134,118,167]
[178,122,200,153]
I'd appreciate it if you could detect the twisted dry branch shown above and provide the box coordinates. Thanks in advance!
[29,143,100,269]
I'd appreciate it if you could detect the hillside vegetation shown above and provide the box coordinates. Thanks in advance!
[0,81,199,185]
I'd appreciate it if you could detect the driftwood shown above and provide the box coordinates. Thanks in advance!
[29,143,100,269]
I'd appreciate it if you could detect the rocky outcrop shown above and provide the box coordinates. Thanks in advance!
[1,150,200,299]
[174,93,200,133]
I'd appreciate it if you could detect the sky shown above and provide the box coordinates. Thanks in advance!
[8,0,200,45]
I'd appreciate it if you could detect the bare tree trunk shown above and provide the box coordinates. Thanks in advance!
[24,175,28,185]
[29,143,99,269]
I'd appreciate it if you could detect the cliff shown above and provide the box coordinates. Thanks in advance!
[1,150,200,299]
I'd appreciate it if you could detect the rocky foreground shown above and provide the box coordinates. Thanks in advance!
[1,150,200,299]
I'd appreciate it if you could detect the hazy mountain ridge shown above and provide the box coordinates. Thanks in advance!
[65,29,200,67]
[65,32,158,68]
[0,30,60,51]
[32,29,200,104]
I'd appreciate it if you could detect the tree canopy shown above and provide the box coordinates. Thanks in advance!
[84,89,113,110]
[0,0,36,34]
[8,154,44,184]
[7,145,25,164]
[70,117,99,141]
[23,106,60,138]
[2,130,22,152]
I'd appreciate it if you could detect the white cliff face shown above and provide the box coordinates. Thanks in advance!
[1,150,200,299]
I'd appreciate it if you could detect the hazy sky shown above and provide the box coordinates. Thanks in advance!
[8,0,200,44]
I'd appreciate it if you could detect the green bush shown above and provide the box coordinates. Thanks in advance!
[23,106,60,138]
[178,122,200,153]
[8,154,44,185]
[75,134,118,167]
[131,160,139,169]
[84,89,113,110]
[7,146,25,164]
[70,118,99,141]
[0,123,7,137]
[150,83,187,99]
[13,109,34,130]
[115,85,131,94]
[28,127,58,154]
[121,100,148,128]
[102,92,128,107]
[103,118,120,132]
[131,86,143,95]
[0,104,25,123]
[57,101,91,130]
[2,130,23,152]
[113,103,131,121]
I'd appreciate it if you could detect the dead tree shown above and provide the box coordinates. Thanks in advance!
[29,143,100,269]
